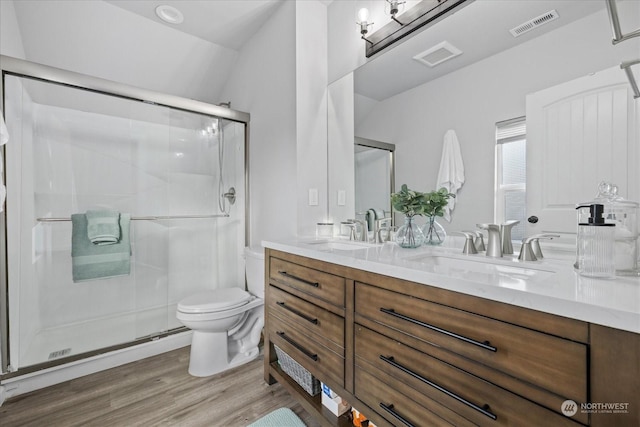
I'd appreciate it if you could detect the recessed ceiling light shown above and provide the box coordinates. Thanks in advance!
[155,5,184,25]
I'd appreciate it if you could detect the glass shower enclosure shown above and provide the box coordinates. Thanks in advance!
[0,55,249,374]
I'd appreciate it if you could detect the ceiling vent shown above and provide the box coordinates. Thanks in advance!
[413,41,462,67]
[510,10,559,37]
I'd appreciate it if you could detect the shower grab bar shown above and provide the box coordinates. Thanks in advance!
[36,214,230,222]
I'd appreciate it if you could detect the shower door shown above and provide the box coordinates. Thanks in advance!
[1,67,246,373]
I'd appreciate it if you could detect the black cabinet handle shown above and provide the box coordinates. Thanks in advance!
[379,403,415,427]
[380,308,497,352]
[277,271,319,287]
[276,301,318,324]
[381,355,497,421]
[276,331,318,361]
[528,215,539,224]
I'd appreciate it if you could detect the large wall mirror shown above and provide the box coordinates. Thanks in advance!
[329,0,640,246]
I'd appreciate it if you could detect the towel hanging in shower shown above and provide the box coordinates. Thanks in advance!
[0,109,8,213]
[71,212,131,282]
[436,129,465,222]
[86,210,121,245]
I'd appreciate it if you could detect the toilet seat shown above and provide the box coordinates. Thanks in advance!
[177,288,251,314]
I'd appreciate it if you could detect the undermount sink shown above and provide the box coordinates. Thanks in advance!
[302,240,377,252]
[404,254,556,285]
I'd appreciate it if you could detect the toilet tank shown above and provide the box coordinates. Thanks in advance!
[245,246,265,298]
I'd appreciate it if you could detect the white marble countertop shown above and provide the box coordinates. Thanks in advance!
[263,237,640,334]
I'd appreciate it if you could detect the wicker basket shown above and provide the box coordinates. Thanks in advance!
[274,345,321,396]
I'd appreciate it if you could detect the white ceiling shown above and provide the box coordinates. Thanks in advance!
[104,0,286,50]
[355,0,608,101]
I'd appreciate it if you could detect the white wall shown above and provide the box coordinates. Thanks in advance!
[296,0,329,237]
[328,73,355,230]
[6,0,237,104]
[220,1,298,247]
[0,0,25,59]
[355,7,640,233]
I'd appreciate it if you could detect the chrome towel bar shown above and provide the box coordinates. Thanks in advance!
[37,214,229,222]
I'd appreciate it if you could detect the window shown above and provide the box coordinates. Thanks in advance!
[495,117,526,242]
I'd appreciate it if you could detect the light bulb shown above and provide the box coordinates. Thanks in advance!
[357,8,370,24]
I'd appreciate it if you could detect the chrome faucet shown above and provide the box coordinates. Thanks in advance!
[342,221,358,241]
[518,234,560,261]
[477,223,502,257]
[501,220,520,255]
[375,218,393,243]
[471,230,485,252]
[455,232,478,254]
[348,219,369,242]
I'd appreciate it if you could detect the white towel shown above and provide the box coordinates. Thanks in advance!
[0,109,8,213]
[436,129,465,222]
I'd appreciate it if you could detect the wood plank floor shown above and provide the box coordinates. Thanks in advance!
[0,346,321,427]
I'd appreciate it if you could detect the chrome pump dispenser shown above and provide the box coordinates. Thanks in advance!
[576,204,616,278]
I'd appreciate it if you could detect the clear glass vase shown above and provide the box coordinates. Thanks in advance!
[395,216,425,248]
[422,215,447,246]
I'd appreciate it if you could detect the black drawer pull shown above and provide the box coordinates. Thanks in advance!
[276,302,318,324]
[381,355,498,421]
[276,331,318,361]
[278,271,319,287]
[379,403,415,427]
[380,308,497,352]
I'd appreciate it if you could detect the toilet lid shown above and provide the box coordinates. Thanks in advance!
[177,288,252,314]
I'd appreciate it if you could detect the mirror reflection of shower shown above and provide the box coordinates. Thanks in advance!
[354,137,395,229]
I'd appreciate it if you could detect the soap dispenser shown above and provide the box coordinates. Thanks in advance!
[576,204,616,278]
[576,182,639,275]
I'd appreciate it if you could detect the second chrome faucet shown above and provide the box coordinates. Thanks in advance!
[477,223,503,257]
[476,221,520,257]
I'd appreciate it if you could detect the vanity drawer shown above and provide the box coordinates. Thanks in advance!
[270,257,345,307]
[355,368,467,427]
[355,325,583,427]
[268,285,344,351]
[268,313,344,388]
[355,282,587,402]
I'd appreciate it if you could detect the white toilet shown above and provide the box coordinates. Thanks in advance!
[176,247,265,377]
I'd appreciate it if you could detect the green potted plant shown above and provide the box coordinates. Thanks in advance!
[391,184,427,248]
[419,188,455,245]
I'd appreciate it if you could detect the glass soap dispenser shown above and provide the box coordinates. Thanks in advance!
[576,182,639,275]
[576,203,616,278]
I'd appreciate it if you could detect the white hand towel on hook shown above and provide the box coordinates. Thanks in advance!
[436,129,465,222]
[0,109,8,213]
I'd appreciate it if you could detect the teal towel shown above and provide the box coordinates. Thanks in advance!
[71,213,131,282]
[365,208,376,232]
[247,408,306,427]
[86,210,120,245]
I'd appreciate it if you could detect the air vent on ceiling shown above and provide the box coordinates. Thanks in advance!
[510,10,559,38]
[413,41,462,68]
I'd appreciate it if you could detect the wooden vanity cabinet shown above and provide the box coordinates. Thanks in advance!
[264,249,640,427]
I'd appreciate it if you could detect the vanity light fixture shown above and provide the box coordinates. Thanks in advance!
[155,5,184,25]
[386,0,407,25]
[356,8,374,44]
